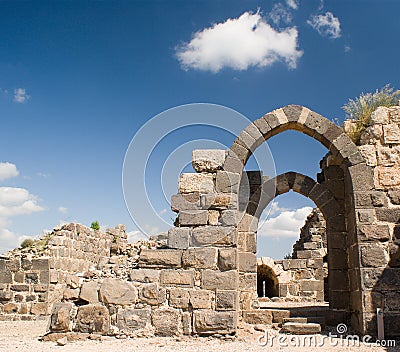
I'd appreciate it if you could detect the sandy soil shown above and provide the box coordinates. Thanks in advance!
[0,319,398,352]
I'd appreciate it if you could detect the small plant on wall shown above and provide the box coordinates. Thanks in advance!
[90,221,100,231]
[342,84,400,144]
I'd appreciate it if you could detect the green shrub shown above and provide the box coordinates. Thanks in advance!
[90,221,100,231]
[21,238,34,249]
[342,84,400,144]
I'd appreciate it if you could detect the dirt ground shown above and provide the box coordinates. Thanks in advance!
[0,319,398,352]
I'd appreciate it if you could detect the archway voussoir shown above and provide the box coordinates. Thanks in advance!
[231,141,251,164]
[282,105,303,123]
[253,117,272,136]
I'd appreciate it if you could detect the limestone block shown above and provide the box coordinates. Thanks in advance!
[191,226,237,247]
[0,291,12,301]
[139,283,166,305]
[201,270,238,290]
[208,210,219,225]
[160,270,194,287]
[178,173,214,194]
[281,322,321,334]
[383,124,400,144]
[370,106,389,124]
[360,243,389,267]
[218,248,237,271]
[377,146,400,166]
[182,248,218,269]
[182,312,192,335]
[179,210,208,226]
[220,210,237,226]
[167,228,190,249]
[116,308,151,333]
[168,288,190,308]
[50,303,73,332]
[0,271,12,284]
[201,193,235,209]
[130,269,160,283]
[242,310,272,325]
[358,145,377,166]
[139,249,182,268]
[189,289,213,309]
[99,278,138,305]
[357,209,375,223]
[215,171,241,193]
[376,208,400,223]
[192,149,226,172]
[388,190,400,204]
[389,106,400,123]
[3,302,18,314]
[63,288,79,300]
[216,290,237,310]
[171,193,200,212]
[193,310,237,334]
[238,273,257,291]
[358,224,390,241]
[238,252,257,272]
[237,213,258,232]
[75,305,110,334]
[152,307,181,336]
[376,166,400,187]
[79,281,99,303]
[389,243,400,268]
[299,280,323,291]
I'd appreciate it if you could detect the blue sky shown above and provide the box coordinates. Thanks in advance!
[0,0,399,257]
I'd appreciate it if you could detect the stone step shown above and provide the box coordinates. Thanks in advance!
[281,322,321,335]
[283,317,307,324]
[305,316,326,328]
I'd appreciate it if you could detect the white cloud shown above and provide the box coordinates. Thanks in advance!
[344,45,351,52]
[269,3,293,26]
[36,172,51,178]
[258,206,313,238]
[58,206,68,214]
[127,230,148,243]
[158,208,167,215]
[0,187,43,216]
[13,88,30,103]
[176,11,303,72]
[307,12,341,39]
[0,162,19,181]
[286,0,298,10]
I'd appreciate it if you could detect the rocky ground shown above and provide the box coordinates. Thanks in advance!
[0,319,397,352]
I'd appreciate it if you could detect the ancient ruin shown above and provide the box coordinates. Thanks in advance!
[0,105,399,340]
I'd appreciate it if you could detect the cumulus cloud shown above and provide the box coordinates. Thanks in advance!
[0,186,44,253]
[307,12,341,39]
[13,88,30,103]
[0,162,19,181]
[286,0,299,10]
[127,230,148,243]
[176,11,303,72]
[258,206,313,238]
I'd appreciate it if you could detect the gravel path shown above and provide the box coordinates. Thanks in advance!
[0,319,398,352]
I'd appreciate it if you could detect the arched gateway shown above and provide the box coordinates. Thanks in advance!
[171,105,387,336]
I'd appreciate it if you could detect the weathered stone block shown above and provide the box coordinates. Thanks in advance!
[216,290,237,310]
[75,305,110,334]
[192,149,226,172]
[376,166,400,187]
[116,308,151,333]
[0,291,12,301]
[189,289,213,309]
[130,268,160,283]
[167,228,190,249]
[201,270,238,290]
[182,247,218,269]
[360,243,389,267]
[218,248,237,271]
[3,302,18,314]
[152,307,181,336]
[370,106,389,124]
[208,210,219,225]
[238,252,257,272]
[168,288,190,308]
[139,249,182,268]
[79,281,99,303]
[376,208,400,223]
[99,278,138,305]
[179,210,208,226]
[388,190,400,205]
[139,283,166,305]
[220,210,237,226]
[193,310,237,334]
[160,270,194,287]
[31,302,48,315]
[238,273,257,291]
[383,123,400,143]
[191,226,237,247]
[201,193,235,210]
[300,280,323,291]
[243,310,272,325]
[281,322,321,334]
[237,213,258,232]
[358,224,390,241]
[63,288,79,300]
[215,171,240,193]
[32,258,49,271]
[182,312,192,335]
[178,173,214,194]
[171,193,200,212]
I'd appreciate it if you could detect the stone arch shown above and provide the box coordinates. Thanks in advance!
[223,105,375,334]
